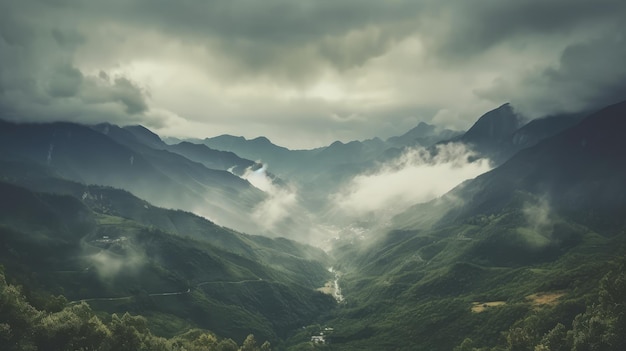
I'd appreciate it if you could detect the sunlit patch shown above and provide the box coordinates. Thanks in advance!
[526,291,566,309]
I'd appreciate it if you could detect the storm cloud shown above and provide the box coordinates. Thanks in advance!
[1,0,625,147]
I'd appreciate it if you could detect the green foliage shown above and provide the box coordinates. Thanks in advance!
[0,269,273,350]
[461,261,626,351]
[323,194,626,350]
[454,338,475,351]
[0,180,334,344]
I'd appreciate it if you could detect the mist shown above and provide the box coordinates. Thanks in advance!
[241,163,300,233]
[522,196,554,233]
[235,144,493,246]
[518,196,557,250]
[331,143,492,222]
[84,241,146,280]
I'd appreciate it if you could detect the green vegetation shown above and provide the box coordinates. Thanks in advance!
[2,104,626,350]
[317,200,626,350]
[0,267,272,350]
[4,176,618,350]
[453,261,626,351]
[0,178,335,346]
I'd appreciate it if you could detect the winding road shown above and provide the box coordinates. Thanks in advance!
[69,279,264,304]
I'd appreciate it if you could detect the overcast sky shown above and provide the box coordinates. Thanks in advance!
[1,0,625,148]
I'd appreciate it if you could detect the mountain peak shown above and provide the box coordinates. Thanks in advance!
[251,136,272,144]
[462,103,519,146]
[393,122,436,141]
[123,125,165,149]
[386,121,453,148]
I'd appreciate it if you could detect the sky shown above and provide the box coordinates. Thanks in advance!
[1,0,625,149]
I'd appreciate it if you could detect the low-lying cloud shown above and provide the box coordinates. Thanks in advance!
[332,143,492,220]
[85,246,145,280]
[522,196,554,233]
[241,164,299,232]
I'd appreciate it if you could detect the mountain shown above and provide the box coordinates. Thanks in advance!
[0,120,267,235]
[2,99,624,350]
[166,141,255,175]
[202,135,300,169]
[461,103,520,147]
[198,124,461,209]
[453,103,586,164]
[321,100,626,350]
[107,124,263,176]
[122,124,168,150]
[387,122,461,148]
[0,170,335,343]
[505,112,586,157]
[440,99,626,230]
[202,123,460,177]
[394,100,625,232]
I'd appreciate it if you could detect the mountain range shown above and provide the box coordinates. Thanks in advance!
[1,99,625,350]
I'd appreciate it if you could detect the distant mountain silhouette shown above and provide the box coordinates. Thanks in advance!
[388,122,460,148]
[167,141,255,175]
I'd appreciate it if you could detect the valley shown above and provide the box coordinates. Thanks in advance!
[317,268,344,303]
[1,100,626,350]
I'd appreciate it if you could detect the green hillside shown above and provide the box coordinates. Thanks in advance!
[0,179,335,345]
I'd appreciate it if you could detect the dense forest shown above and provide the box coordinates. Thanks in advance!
[455,262,626,351]
[0,266,271,351]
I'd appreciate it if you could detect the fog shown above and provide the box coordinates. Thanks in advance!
[522,197,554,233]
[331,143,492,222]
[230,143,493,247]
[242,164,299,232]
[85,245,146,280]
[519,196,556,249]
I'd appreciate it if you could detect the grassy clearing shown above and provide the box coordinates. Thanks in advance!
[526,291,566,308]
[471,301,507,313]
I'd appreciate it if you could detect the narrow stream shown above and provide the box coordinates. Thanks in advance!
[329,267,344,303]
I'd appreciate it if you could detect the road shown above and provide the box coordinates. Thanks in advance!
[69,279,264,304]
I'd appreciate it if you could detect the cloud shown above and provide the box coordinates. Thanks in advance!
[241,164,299,232]
[1,0,625,147]
[424,0,626,59]
[238,163,341,246]
[46,64,83,98]
[522,196,554,233]
[477,33,626,118]
[332,143,492,220]
[0,1,155,126]
[85,245,145,280]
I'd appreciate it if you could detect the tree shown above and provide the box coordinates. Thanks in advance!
[108,313,146,351]
[535,323,569,351]
[193,332,218,350]
[569,263,626,351]
[216,338,238,351]
[0,272,41,351]
[241,334,258,351]
[260,340,271,351]
[454,338,475,351]
[506,327,534,351]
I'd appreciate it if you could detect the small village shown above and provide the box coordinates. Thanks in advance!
[310,327,334,345]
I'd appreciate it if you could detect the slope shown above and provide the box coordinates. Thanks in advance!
[0,120,267,235]
[321,100,626,350]
[0,178,336,344]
